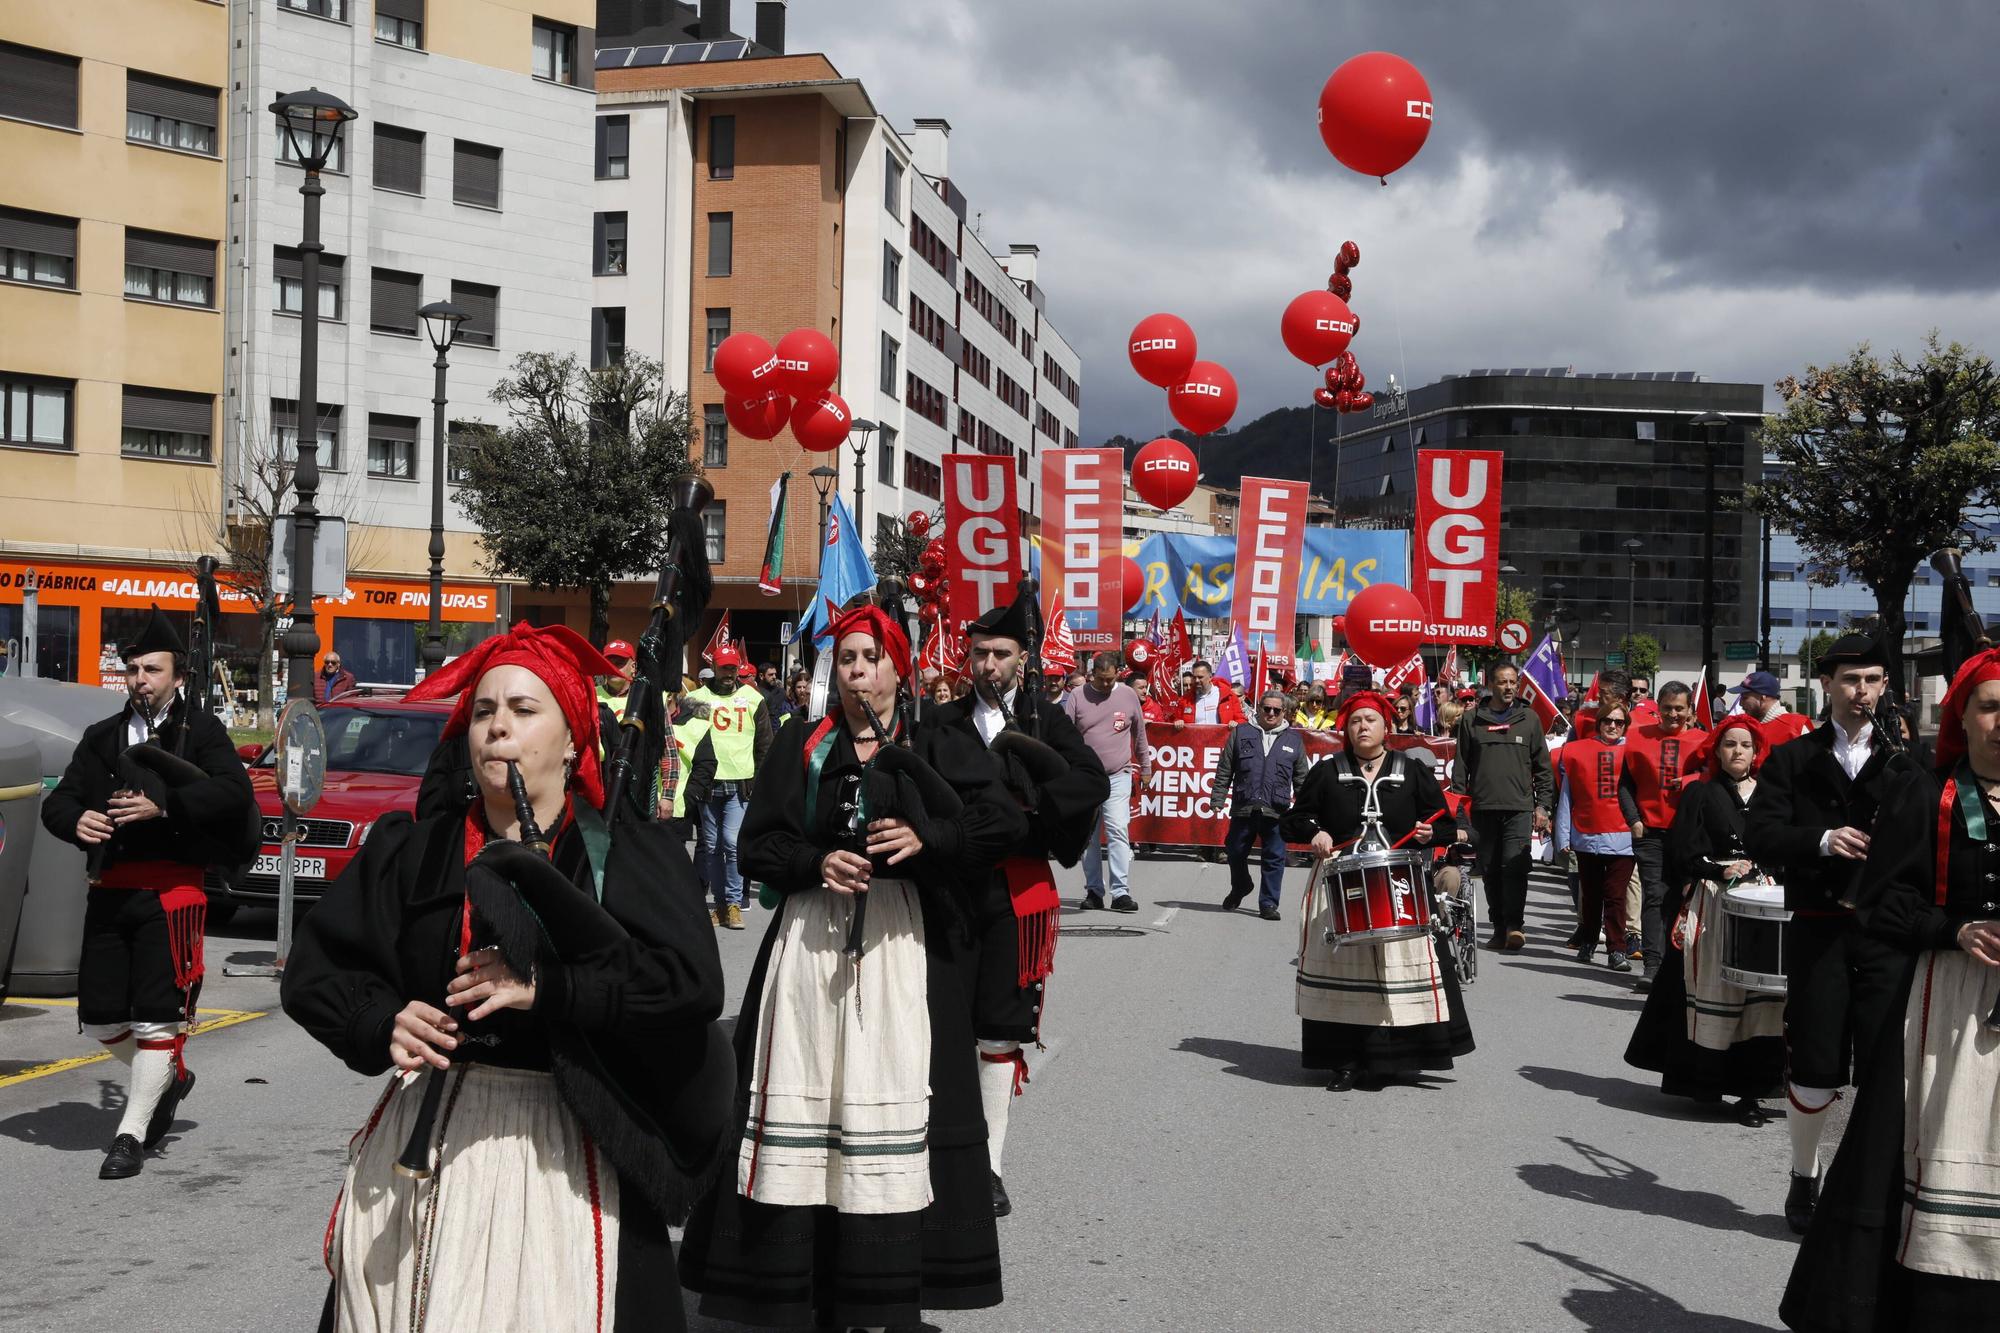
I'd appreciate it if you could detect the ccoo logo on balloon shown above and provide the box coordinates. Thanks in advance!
[1131,338,1181,353]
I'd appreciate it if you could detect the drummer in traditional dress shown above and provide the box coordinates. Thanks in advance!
[677,603,1026,1331]
[1781,647,2000,1331]
[1624,717,1786,1119]
[1280,690,1473,1090]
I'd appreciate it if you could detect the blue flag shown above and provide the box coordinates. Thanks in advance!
[800,495,877,647]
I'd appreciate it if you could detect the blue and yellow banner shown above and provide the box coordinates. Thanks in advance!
[1131,530,1407,618]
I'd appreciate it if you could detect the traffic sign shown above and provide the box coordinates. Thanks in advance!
[1725,640,1759,661]
[1498,619,1530,653]
[1605,651,1627,667]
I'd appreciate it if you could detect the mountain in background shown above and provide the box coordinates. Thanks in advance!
[1102,404,1352,495]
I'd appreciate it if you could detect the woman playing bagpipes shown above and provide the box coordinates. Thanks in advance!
[1278,690,1473,1090]
[678,603,1027,1332]
[281,622,728,1333]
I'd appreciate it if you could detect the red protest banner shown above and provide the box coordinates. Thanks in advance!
[942,454,1020,632]
[1231,476,1309,670]
[1413,449,1503,645]
[1041,448,1124,649]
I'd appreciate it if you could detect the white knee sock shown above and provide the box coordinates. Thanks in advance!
[85,1024,136,1072]
[117,1039,178,1142]
[977,1042,1020,1178]
[1787,1083,1836,1179]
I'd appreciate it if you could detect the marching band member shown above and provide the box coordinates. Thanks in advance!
[1624,717,1785,1117]
[283,622,728,1332]
[41,606,257,1179]
[1280,691,1472,1090]
[678,604,1026,1331]
[1781,647,2000,1331]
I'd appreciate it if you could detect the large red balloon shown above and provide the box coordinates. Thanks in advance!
[1167,361,1238,435]
[1124,638,1155,672]
[1121,556,1147,612]
[1130,437,1198,512]
[724,389,790,441]
[773,327,839,398]
[1279,290,1357,368]
[1317,52,1434,180]
[713,332,777,397]
[1128,313,1198,388]
[1344,582,1427,668]
[789,391,852,453]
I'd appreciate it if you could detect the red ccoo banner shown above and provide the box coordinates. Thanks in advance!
[943,454,1021,633]
[1230,476,1309,670]
[1041,448,1124,649]
[1413,448,1503,644]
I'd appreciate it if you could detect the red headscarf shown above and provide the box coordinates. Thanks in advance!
[1704,715,1766,777]
[406,621,620,808]
[1934,647,2000,775]
[1337,689,1395,740]
[827,604,911,682]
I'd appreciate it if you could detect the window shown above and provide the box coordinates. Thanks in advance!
[702,502,726,564]
[704,309,729,371]
[277,114,345,171]
[706,212,732,277]
[884,151,903,217]
[367,414,418,478]
[274,246,344,319]
[369,267,421,335]
[958,338,991,389]
[905,372,946,428]
[591,307,625,369]
[593,212,628,276]
[880,333,899,395]
[877,425,897,485]
[903,453,941,500]
[126,73,218,156]
[122,385,213,461]
[453,140,502,208]
[278,0,347,19]
[881,243,901,309]
[0,42,79,129]
[1635,420,1657,441]
[532,18,588,87]
[963,271,1016,341]
[373,124,424,193]
[1,373,71,449]
[447,420,480,484]
[451,281,498,348]
[703,404,728,469]
[271,399,342,470]
[909,295,950,354]
[374,0,423,47]
[0,207,76,288]
[595,115,629,179]
[124,230,216,308]
[995,371,1029,419]
[708,114,734,179]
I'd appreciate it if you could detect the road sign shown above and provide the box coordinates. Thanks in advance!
[1605,651,1627,667]
[1725,640,1759,661]
[1498,619,1530,653]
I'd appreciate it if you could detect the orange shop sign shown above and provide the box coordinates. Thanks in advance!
[0,559,497,622]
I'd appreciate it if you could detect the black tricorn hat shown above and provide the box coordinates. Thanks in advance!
[965,588,1033,645]
[121,603,186,662]
[1817,631,1889,672]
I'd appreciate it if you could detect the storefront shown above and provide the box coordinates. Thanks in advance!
[0,557,502,693]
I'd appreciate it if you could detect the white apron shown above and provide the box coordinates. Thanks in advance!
[1897,948,2000,1280]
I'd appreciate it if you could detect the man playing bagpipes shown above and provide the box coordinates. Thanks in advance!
[42,604,258,1179]
[929,584,1109,1218]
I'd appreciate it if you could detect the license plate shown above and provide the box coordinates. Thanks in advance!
[254,853,327,879]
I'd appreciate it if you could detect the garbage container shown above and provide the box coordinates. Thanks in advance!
[0,718,42,1002]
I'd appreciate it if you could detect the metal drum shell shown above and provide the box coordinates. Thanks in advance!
[1316,846,1434,948]
[1718,881,1789,994]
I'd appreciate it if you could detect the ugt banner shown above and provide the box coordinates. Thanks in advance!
[1230,476,1309,668]
[1413,449,1503,644]
[942,454,1020,632]
[1041,448,1124,649]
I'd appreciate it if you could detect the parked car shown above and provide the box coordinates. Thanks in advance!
[225,694,453,911]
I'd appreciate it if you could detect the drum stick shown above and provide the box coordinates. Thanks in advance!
[1389,812,1446,850]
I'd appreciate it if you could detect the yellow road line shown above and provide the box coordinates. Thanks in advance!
[0,999,268,1089]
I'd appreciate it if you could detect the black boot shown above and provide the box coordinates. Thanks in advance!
[1222,888,1248,911]
[100,1134,144,1180]
[1324,1066,1356,1091]
[1785,1171,1819,1235]
[991,1171,1012,1218]
[143,1067,195,1150]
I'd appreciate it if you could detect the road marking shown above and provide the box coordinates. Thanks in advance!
[1150,906,1179,930]
[0,999,268,1089]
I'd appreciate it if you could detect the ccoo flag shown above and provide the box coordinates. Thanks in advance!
[800,495,878,647]
[1518,632,1570,733]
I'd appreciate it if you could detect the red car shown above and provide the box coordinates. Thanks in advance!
[227,693,454,910]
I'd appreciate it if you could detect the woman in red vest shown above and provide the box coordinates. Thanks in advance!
[1554,699,1637,970]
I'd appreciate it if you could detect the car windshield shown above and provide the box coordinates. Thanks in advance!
[258,709,445,776]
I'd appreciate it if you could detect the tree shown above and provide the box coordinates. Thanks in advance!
[871,507,940,582]
[1617,633,1662,680]
[1747,334,2000,691]
[1464,581,1535,670]
[455,353,693,647]
[1797,629,1840,678]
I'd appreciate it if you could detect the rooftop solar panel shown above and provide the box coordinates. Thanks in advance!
[706,38,748,59]
[632,44,672,66]
[596,47,632,69]
[668,42,708,63]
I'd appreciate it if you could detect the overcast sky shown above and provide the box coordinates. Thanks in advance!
[789,1,2000,443]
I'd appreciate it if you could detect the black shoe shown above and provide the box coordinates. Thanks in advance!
[1259,906,1282,921]
[1633,969,1655,994]
[1222,889,1248,911]
[1485,931,1508,952]
[1110,895,1139,914]
[1574,945,1595,965]
[1079,893,1105,912]
[1325,1067,1357,1091]
[100,1134,143,1180]
[1607,952,1633,973]
[143,1067,194,1150]
[991,1171,1012,1218]
[1786,1171,1819,1235]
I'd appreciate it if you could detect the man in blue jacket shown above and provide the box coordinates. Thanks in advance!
[1212,689,1310,919]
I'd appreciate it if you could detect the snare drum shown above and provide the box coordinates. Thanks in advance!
[1718,882,1790,995]
[1314,847,1434,948]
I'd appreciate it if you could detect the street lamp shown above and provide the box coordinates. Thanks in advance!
[418,300,468,676]
[1599,609,1615,671]
[271,88,356,705]
[847,417,880,543]
[808,466,839,571]
[1622,537,1643,655]
[1693,410,1730,692]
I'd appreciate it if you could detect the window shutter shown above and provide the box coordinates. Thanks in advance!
[274,248,302,284]
[593,213,606,271]
[451,281,497,345]
[373,125,423,193]
[0,206,76,257]
[126,230,216,279]
[123,386,213,436]
[370,414,419,443]
[453,140,501,208]
[596,115,628,176]
[577,26,595,89]
[376,0,423,20]
[0,43,79,129]
[371,268,420,333]
[126,71,217,128]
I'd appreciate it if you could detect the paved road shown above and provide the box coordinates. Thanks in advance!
[0,858,1824,1331]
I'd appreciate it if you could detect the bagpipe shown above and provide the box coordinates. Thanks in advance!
[986,576,1093,868]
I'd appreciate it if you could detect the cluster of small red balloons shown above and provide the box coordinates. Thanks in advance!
[711,328,851,452]
[1281,240,1375,415]
[1127,314,1238,437]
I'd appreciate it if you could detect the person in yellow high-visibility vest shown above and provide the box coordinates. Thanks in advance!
[595,639,638,751]
[682,639,773,929]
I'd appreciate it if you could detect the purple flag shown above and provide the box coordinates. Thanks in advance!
[1518,632,1569,732]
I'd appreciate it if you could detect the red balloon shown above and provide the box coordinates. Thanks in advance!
[789,391,852,453]
[1124,638,1155,672]
[1279,290,1358,368]
[1346,367,1367,394]
[1328,272,1353,300]
[1317,52,1434,180]
[1333,350,1358,375]
[909,572,932,596]
[1167,361,1238,435]
[907,510,930,536]
[724,389,790,441]
[1313,387,1340,410]
[1334,390,1356,412]
[773,327,839,398]
[1128,313,1198,388]
[1344,582,1427,667]
[1131,437,1198,511]
[1120,556,1147,612]
[1347,391,1375,412]
[1338,240,1362,271]
[713,332,777,397]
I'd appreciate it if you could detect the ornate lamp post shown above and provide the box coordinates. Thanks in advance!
[418,300,468,676]
[847,417,879,540]
[808,465,839,570]
[1692,411,1731,691]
